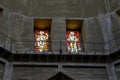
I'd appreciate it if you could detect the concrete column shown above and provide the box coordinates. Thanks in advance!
[51,18,66,53]
[3,62,13,80]
[84,18,104,54]
[110,13,120,52]
[58,64,63,72]
[106,63,118,80]
[98,14,115,54]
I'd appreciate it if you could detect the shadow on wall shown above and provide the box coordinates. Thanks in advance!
[116,9,120,16]
[0,7,3,13]
[0,62,4,80]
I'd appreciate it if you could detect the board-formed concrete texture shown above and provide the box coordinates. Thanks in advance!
[0,0,120,53]
[12,65,108,80]
[0,10,120,53]
[0,63,4,80]
[63,67,108,80]
[0,0,120,80]
[0,0,120,18]
[115,63,120,80]
[12,66,58,80]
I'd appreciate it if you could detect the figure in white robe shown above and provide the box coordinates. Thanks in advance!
[37,31,48,52]
[67,31,81,53]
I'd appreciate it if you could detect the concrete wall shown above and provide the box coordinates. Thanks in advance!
[11,64,108,80]
[0,10,11,50]
[84,18,104,54]
[115,63,120,80]
[0,1,120,80]
[109,13,120,53]
[0,10,34,53]
[51,18,66,53]
[0,0,120,18]
[1,10,120,54]
[98,13,120,54]
[0,1,120,54]
[108,0,120,11]
[0,63,4,80]
[63,67,108,80]
[12,66,58,80]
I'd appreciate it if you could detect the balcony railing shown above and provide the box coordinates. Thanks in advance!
[0,32,120,55]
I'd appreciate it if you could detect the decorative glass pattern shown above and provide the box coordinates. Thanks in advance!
[35,30,49,52]
[66,31,81,53]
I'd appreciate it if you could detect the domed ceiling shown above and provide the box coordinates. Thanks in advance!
[0,0,120,18]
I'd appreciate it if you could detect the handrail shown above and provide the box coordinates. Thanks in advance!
[0,31,119,44]
[105,35,120,43]
[0,32,120,55]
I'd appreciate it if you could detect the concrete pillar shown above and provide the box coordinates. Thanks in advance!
[84,18,104,54]
[51,18,66,53]
[98,14,115,54]
[106,63,118,80]
[3,62,13,80]
[58,64,63,72]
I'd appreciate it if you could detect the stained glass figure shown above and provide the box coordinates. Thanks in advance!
[66,31,81,53]
[35,30,49,52]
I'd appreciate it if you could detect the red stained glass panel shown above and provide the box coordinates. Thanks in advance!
[35,30,49,52]
[66,31,81,53]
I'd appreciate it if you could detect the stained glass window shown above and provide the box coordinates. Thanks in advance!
[35,30,49,52]
[66,31,81,53]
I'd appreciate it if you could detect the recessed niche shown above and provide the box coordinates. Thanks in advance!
[66,19,83,30]
[34,19,52,30]
[66,19,84,53]
[34,19,52,52]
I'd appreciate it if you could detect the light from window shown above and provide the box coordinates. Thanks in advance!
[35,30,49,52]
[66,31,81,53]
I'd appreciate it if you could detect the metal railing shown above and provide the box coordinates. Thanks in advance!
[0,32,120,55]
